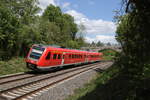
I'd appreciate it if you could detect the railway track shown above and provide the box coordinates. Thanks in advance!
[0,63,100,91]
[0,73,38,86]
[0,62,112,100]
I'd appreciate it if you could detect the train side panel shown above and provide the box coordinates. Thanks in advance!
[25,44,103,71]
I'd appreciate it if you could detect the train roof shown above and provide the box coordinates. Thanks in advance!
[33,44,102,55]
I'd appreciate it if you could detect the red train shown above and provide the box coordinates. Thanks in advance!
[25,44,103,71]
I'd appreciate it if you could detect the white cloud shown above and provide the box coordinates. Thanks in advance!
[66,10,116,35]
[62,2,70,9]
[66,10,117,44]
[66,10,86,22]
[95,35,117,43]
[85,35,117,44]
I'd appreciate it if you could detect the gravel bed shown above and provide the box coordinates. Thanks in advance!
[32,62,113,100]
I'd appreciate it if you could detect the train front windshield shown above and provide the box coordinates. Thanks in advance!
[29,46,45,60]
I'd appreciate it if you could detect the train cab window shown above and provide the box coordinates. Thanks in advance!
[53,54,57,59]
[46,52,51,60]
[58,54,61,59]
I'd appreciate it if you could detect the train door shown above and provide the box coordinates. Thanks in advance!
[85,54,88,63]
[57,53,62,65]
[51,53,57,66]
[61,52,65,65]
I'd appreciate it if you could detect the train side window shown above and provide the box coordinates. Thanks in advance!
[46,52,51,60]
[53,54,57,59]
[58,54,61,59]
[69,55,71,58]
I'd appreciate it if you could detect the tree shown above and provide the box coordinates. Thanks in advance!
[62,14,78,40]
[115,0,150,99]
[106,42,111,46]
[42,4,80,48]
[97,41,104,47]
[0,1,84,60]
[42,4,62,22]
[91,41,96,47]
[116,0,150,75]
[39,19,61,45]
[0,0,21,59]
[0,0,40,59]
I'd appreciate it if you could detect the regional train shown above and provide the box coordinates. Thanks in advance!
[25,44,103,71]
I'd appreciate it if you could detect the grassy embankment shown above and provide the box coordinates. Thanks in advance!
[65,49,118,100]
[0,57,29,76]
[66,49,150,100]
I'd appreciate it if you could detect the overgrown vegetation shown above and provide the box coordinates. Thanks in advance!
[0,0,86,60]
[0,57,28,76]
[114,0,150,99]
[67,64,150,100]
[99,49,117,60]
[65,65,120,100]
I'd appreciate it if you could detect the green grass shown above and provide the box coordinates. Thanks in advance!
[100,49,117,60]
[65,65,120,100]
[66,62,150,100]
[0,57,29,76]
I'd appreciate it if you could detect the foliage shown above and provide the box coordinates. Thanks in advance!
[96,41,104,47]
[42,5,78,41]
[0,57,29,76]
[0,1,86,60]
[116,0,150,78]
[99,49,117,60]
[115,0,150,99]
[0,0,40,60]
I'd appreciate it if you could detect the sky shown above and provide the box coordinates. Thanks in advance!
[38,0,121,44]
